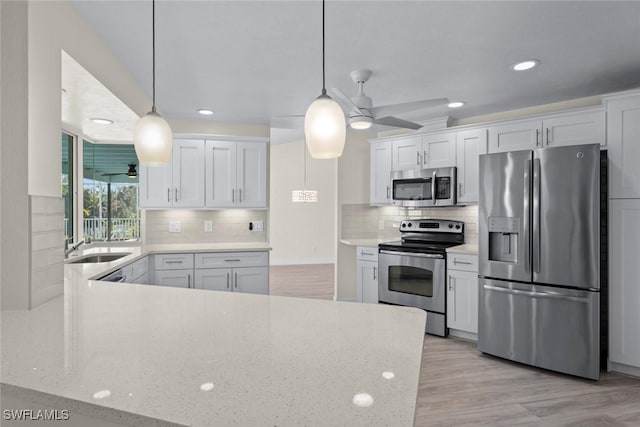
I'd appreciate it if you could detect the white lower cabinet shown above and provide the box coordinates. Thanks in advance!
[195,266,269,295]
[153,269,193,289]
[609,199,640,372]
[356,246,378,304]
[446,253,478,337]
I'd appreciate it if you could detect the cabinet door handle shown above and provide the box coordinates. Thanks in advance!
[373,266,377,280]
[234,272,238,289]
[424,150,428,165]
[536,128,540,147]
[224,259,241,262]
[546,128,551,145]
[174,188,178,202]
[458,182,463,197]
[239,189,242,203]
[448,275,454,291]
[232,189,235,203]
[416,151,420,165]
[167,188,171,203]
[453,259,473,265]
[386,186,390,199]
[187,273,191,289]
[165,260,183,264]
[226,273,230,289]
[360,252,374,256]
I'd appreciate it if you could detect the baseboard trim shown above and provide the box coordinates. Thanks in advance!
[336,297,357,303]
[608,361,640,378]
[448,329,478,342]
[270,258,336,266]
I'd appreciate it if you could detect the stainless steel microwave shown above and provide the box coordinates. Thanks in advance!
[391,167,457,207]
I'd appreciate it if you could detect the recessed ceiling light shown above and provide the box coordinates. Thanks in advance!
[511,59,539,71]
[198,109,214,115]
[90,118,113,125]
[448,101,465,108]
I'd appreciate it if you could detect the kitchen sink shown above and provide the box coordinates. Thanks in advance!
[66,253,131,264]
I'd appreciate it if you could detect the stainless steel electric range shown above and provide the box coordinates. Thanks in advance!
[378,219,464,336]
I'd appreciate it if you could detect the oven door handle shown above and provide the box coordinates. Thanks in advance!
[379,250,444,259]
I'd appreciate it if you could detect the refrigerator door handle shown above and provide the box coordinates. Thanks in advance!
[482,284,589,303]
[431,170,437,204]
[533,158,541,274]
[524,158,532,274]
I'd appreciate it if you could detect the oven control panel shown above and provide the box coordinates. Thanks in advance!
[400,219,464,233]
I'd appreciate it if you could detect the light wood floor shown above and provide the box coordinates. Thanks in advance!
[269,265,640,426]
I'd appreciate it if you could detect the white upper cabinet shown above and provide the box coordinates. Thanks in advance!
[236,142,267,208]
[606,94,640,199]
[423,132,456,168]
[456,128,487,204]
[139,139,205,209]
[370,141,393,205]
[488,119,542,153]
[391,136,422,170]
[488,108,606,153]
[391,133,456,170]
[205,140,267,208]
[172,140,206,208]
[542,109,605,148]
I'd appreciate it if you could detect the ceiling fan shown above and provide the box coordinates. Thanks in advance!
[99,164,138,179]
[330,69,449,130]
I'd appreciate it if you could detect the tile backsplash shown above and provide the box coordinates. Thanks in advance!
[31,195,65,308]
[143,210,268,245]
[342,204,479,245]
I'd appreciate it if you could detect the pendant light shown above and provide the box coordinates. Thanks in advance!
[134,0,173,166]
[304,0,346,159]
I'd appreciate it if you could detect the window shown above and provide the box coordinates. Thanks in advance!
[83,141,140,241]
[61,132,74,242]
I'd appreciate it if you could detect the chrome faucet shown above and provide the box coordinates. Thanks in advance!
[64,237,92,257]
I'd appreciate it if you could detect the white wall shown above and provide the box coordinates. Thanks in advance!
[1,1,30,310]
[269,141,337,265]
[336,129,377,300]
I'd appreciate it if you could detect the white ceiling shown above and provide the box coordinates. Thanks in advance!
[70,0,640,131]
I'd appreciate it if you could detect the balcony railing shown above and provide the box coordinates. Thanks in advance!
[82,218,140,241]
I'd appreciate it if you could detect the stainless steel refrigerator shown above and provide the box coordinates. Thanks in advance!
[478,143,600,380]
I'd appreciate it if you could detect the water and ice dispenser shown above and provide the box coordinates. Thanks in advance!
[488,217,521,263]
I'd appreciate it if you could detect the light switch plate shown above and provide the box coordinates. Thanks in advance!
[250,220,264,232]
[204,221,213,232]
[169,221,181,233]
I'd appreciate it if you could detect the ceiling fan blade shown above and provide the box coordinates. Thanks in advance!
[328,88,362,114]
[373,116,423,130]
[370,98,449,119]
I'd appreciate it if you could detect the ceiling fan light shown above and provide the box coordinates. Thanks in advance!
[349,115,373,130]
[304,94,346,159]
[134,110,173,166]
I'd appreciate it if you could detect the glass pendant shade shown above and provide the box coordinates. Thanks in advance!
[134,110,173,166]
[304,95,346,159]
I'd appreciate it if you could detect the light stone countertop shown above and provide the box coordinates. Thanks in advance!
[2,242,426,426]
[446,243,479,255]
[339,238,398,247]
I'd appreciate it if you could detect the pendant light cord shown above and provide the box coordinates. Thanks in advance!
[322,0,325,93]
[152,0,156,111]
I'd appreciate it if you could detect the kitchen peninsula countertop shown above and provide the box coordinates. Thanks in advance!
[339,238,397,247]
[446,243,479,255]
[1,242,426,426]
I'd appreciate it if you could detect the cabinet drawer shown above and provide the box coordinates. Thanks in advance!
[122,256,149,281]
[447,253,478,272]
[356,246,378,262]
[154,253,194,270]
[195,251,269,269]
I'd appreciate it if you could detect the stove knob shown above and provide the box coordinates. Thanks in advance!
[401,222,406,228]
[448,224,453,229]
[407,223,412,227]
[455,224,461,229]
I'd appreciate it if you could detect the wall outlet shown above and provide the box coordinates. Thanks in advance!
[204,220,213,232]
[378,220,385,231]
[249,220,264,232]
[169,221,182,233]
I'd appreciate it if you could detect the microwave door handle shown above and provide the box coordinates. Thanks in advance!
[431,170,437,204]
